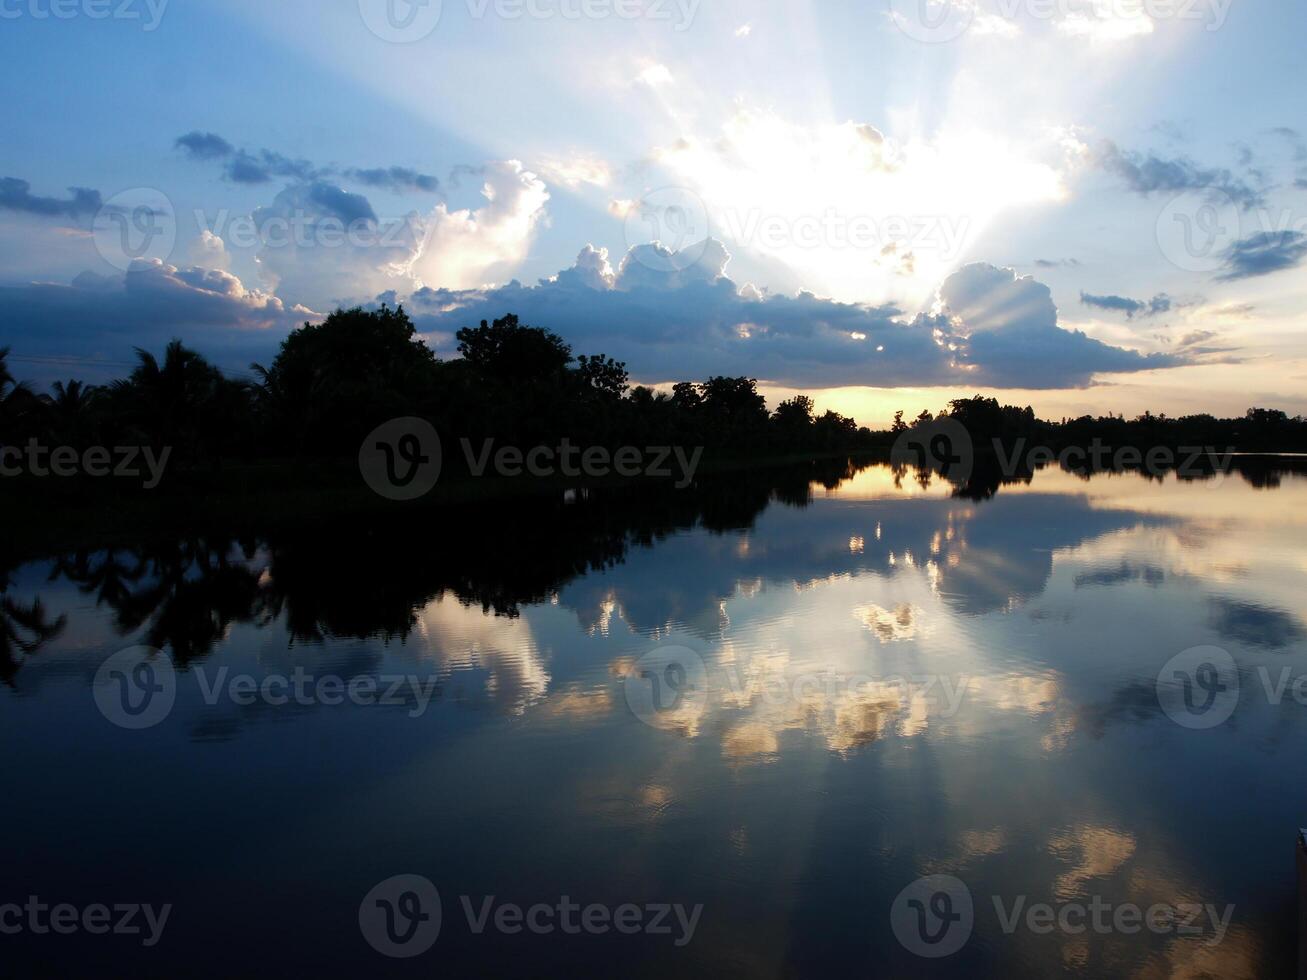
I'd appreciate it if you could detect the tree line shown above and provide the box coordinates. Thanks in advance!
[2,306,1304,482]
[0,307,879,474]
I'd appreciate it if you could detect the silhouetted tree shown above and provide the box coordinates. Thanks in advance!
[456,314,572,382]
[255,305,437,453]
[40,380,102,447]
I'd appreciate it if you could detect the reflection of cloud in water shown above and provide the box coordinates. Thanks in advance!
[853,603,921,642]
[1049,824,1137,899]
[720,681,926,760]
[534,684,613,723]
[1074,561,1165,589]
[1208,597,1305,649]
[610,639,1068,762]
[414,596,550,713]
[1140,926,1261,979]
[923,828,1008,874]
[558,488,1167,635]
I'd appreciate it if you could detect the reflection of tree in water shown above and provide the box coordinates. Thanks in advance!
[0,557,66,685]
[21,461,867,671]
[51,539,270,665]
[15,452,1293,674]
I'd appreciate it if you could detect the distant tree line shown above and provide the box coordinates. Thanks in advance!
[898,395,1307,455]
[2,307,1304,485]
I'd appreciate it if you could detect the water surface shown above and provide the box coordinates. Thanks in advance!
[3,458,1305,977]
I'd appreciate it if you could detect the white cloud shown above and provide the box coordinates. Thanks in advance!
[240,162,549,310]
[536,153,614,189]
[636,62,674,88]
[188,230,230,271]
[1057,1,1155,41]
[409,160,550,291]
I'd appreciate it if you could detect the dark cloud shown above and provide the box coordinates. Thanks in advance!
[1079,291,1172,319]
[1216,231,1307,281]
[346,166,440,194]
[224,149,322,185]
[175,131,439,195]
[174,131,235,160]
[0,177,102,222]
[1034,258,1080,268]
[402,244,1185,389]
[1095,140,1264,210]
[301,182,377,225]
[0,260,308,385]
[1176,329,1217,348]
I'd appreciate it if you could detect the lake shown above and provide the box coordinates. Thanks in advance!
[3,456,1305,977]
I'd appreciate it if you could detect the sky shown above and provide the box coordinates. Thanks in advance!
[1,0,1304,426]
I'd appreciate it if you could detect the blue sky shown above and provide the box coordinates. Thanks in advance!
[2,0,1304,423]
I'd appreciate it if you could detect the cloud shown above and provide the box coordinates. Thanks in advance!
[1035,258,1081,268]
[1057,3,1154,41]
[1079,291,1172,319]
[242,162,546,309]
[930,263,1185,387]
[401,244,1183,389]
[1176,329,1218,349]
[636,62,674,87]
[225,149,321,185]
[188,230,230,270]
[250,181,417,308]
[1216,231,1307,281]
[174,131,235,160]
[0,259,310,383]
[302,182,376,225]
[535,154,613,189]
[1094,140,1264,210]
[345,166,440,194]
[0,177,102,222]
[175,131,437,194]
[407,160,549,291]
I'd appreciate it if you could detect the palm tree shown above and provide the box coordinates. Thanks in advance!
[40,379,102,446]
[0,347,37,437]
[111,340,235,462]
[0,559,67,685]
